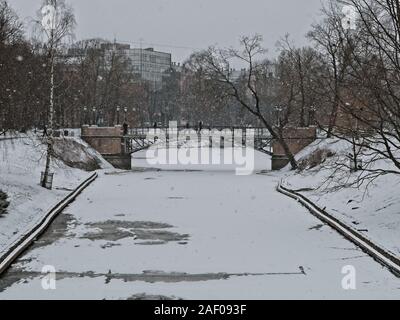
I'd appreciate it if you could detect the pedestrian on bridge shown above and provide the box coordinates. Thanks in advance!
[123,123,128,135]
[42,125,47,137]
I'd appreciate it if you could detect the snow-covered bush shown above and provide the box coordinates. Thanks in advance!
[0,191,9,215]
[297,148,336,171]
[288,137,400,193]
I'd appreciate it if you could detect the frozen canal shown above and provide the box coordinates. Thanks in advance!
[0,152,399,299]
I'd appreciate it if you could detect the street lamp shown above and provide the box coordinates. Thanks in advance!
[275,106,283,127]
[116,106,121,125]
[83,106,87,125]
[124,107,128,123]
[92,107,97,126]
[309,106,316,126]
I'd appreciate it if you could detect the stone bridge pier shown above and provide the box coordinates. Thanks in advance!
[271,127,317,170]
[81,125,132,170]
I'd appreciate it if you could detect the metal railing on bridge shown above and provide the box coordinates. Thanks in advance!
[125,126,273,155]
[128,126,272,139]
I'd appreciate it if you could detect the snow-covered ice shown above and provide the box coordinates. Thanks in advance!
[0,149,399,299]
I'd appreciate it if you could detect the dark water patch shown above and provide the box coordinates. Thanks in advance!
[0,269,306,293]
[29,213,77,249]
[87,220,173,230]
[308,224,324,231]
[101,243,122,249]
[135,241,167,246]
[82,220,189,245]
[126,293,182,300]
[134,229,189,243]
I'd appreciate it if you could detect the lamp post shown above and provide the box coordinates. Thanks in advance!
[92,107,97,126]
[309,106,316,126]
[83,106,87,125]
[116,106,121,125]
[124,107,128,124]
[275,106,283,127]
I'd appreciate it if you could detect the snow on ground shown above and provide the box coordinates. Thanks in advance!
[0,134,109,259]
[283,138,400,257]
[0,150,399,299]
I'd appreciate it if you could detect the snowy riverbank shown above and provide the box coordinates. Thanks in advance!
[0,135,110,259]
[283,138,400,258]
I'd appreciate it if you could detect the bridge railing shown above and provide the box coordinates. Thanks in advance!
[128,127,272,138]
[125,126,274,156]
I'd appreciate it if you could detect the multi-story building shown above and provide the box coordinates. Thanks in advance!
[122,47,172,91]
[67,40,173,91]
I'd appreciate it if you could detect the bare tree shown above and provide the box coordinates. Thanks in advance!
[0,1,36,136]
[339,0,400,174]
[277,37,324,128]
[308,1,355,137]
[181,58,233,126]
[35,0,75,188]
[189,35,299,169]
[308,0,400,190]
[0,0,23,45]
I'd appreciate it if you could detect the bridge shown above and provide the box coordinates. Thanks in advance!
[125,126,273,155]
[81,125,317,170]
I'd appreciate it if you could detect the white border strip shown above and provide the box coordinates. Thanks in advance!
[277,181,400,278]
[0,172,98,275]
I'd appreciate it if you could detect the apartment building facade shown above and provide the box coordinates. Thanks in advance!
[122,47,172,91]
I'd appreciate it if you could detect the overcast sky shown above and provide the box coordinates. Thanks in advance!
[8,0,324,63]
